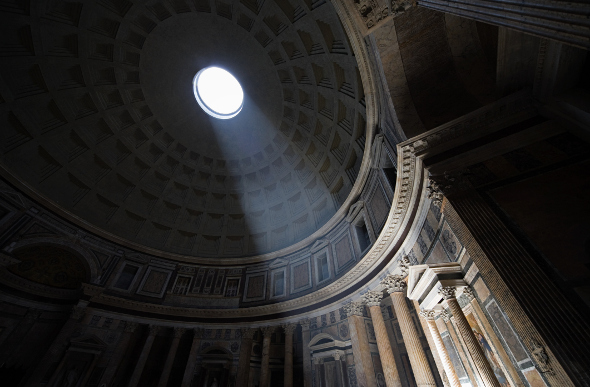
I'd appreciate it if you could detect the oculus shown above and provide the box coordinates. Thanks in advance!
[193,66,244,119]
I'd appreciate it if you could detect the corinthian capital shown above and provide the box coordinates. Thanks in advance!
[124,321,139,333]
[439,286,457,300]
[173,327,186,338]
[240,327,255,339]
[419,310,437,321]
[70,306,86,320]
[399,256,411,277]
[282,323,297,335]
[381,275,407,294]
[362,290,384,307]
[148,325,161,336]
[261,325,276,337]
[461,287,475,301]
[299,318,311,330]
[343,301,365,317]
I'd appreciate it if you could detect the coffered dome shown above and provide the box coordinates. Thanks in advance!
[0,0,367,258]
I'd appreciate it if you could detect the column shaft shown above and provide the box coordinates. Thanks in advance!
[368,305,402,387]
[99,321,138,386]
[260,327,274,387]
[300,321,313,387]
[422,313,461,387]
[181,329,202,386]
[348,314,377,387]
[236,329,254,387]
[158,327,185,387]
[390,292,437,387]
[25,305,86,386]
[283,324,296,387]
[444,294,500,387]
[129,325,160,387]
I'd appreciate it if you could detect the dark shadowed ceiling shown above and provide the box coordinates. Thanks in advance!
[0,0,366,258]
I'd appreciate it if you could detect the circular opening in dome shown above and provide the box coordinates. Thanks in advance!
[193,67,244,119]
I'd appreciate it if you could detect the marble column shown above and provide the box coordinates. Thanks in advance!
[344,301,377,387]
[362,291,402,387]
[158,327,186,387]
[420,310,461,387]
[0,308,40,365]
[440,287,501,387]
[260,326,276,387]
[300,319,313,387]
[383,275,437,387]
[182,328,203,387]
[283,323,297,387]
[25,305,86,386]
[236,328,255,387]
[333,351,346,387]
[129,325,161,387]
[99,321,139,386]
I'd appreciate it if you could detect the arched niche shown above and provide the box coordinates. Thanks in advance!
[8,244,91,289]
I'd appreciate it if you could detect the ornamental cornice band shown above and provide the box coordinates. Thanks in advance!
[362,290,384,307]
[381,274,407,293]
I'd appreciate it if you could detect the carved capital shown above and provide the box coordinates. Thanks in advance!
[343,301,365,317]
[426,179,445,207]
[299,319,311,330]
[261,325,276,337]
[381,275,407,294]
[530,339,553,374]
[282,323,297,335]
[419,310,437,321]
[148,325,161,336]
[398,256,411,277]
[240,328,255,339]
[440,310,450,323]
[362,290,384,307]
[461,287,475,301]
[70,306,86,320]
[193,328,204,339]
[439,286,457,300]
[173,327,186,338]
[124,321,139,333]
[333,351,343,361]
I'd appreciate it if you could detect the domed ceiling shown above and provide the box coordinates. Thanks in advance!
[0,0,366,258]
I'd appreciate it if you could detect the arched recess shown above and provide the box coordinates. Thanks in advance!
[7,240,94,289]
